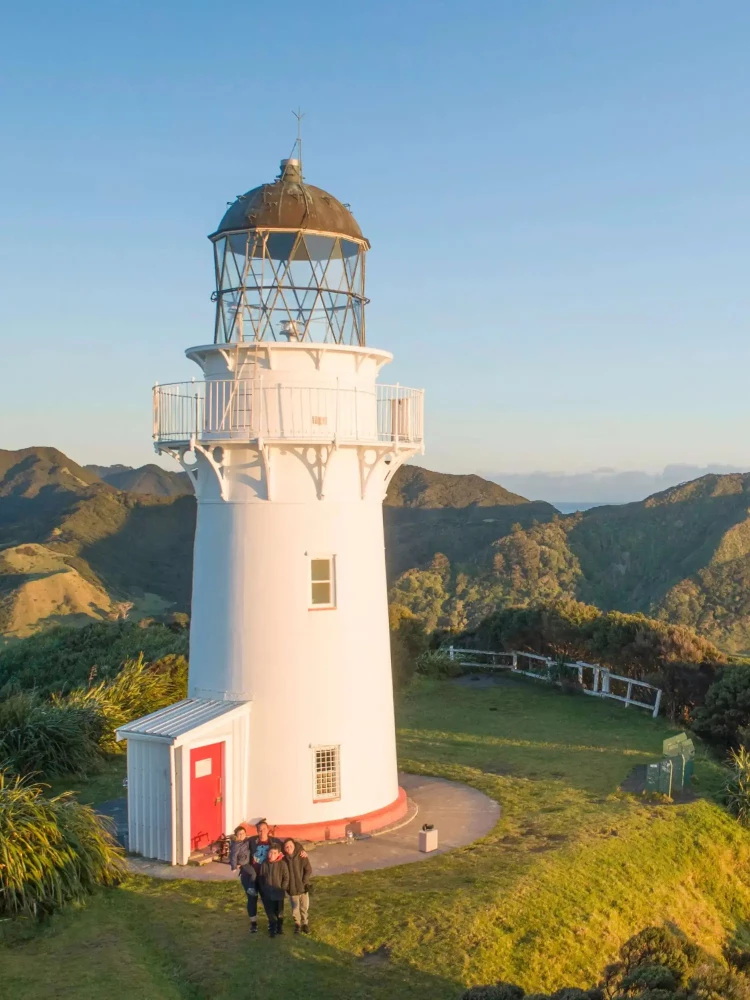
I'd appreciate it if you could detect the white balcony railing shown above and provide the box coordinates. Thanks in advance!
[153,380,424,448]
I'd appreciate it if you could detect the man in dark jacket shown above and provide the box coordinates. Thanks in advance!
[283,838,312,934]
[229,826,260,932]
[257,847,290,937]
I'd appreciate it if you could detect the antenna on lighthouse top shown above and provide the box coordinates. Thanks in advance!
[279,108,306,183]
[293,107,304,170]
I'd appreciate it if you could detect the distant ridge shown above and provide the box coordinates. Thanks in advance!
[87,464,192,497]
[385,466,534,508]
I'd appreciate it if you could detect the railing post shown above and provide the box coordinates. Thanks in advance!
[449,645,454,661]
[652,688,663,719]
[625,681,632,708]
[601,669,610,695]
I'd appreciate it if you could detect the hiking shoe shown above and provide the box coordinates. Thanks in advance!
[268,925,276,938]
[302,924,310,934]
[294,924,301,935]
[276,919,284,935]
[249,922,258,934]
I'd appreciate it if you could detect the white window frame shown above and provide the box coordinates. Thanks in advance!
[309,555,336,610]
[312,744,341,802]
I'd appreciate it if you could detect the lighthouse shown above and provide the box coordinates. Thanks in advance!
[117,154,425,862]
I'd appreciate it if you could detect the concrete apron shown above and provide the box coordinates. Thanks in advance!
[124,773,501,880]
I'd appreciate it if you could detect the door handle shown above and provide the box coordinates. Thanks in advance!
[215,796,223,805]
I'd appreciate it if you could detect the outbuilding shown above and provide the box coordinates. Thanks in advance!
[116,698,251,865]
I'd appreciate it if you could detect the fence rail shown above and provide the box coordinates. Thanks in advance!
[153,379,424,448]
[447,646,663,718]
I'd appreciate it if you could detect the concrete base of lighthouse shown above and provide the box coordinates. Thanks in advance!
[267,786,409,843]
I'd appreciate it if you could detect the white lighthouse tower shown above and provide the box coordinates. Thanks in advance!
[117,154,424,862]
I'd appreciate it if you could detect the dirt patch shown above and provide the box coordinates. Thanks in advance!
[452,673,518,689]
[359,944,391,966]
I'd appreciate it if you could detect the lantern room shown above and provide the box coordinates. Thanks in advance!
[210,158,368,346]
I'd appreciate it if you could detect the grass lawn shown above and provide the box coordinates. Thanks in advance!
[3,675,749,1000]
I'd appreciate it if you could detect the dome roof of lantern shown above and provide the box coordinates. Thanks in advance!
[211,159,367,244]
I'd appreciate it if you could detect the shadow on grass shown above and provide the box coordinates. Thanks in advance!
[119,879,460,1000]
[1,881,461,1000]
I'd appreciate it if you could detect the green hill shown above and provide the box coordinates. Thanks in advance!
[391,473,750,652]
[6,448,750,652]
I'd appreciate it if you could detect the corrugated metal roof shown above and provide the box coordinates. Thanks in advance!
[116,698,249,743]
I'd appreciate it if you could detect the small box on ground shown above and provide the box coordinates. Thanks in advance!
[419,828,439,852]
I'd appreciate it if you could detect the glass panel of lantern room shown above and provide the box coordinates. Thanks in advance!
[342,241,363,297]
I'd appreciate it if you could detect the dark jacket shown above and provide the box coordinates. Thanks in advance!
[248,835,281,875]
[284,846,312,896]
[229,838,255,878]
[258,857,290,900]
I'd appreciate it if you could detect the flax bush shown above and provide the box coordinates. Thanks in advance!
[0,693,103,778]
[0,770,125,919]
[59,653,187,753]
[724,747,750,827]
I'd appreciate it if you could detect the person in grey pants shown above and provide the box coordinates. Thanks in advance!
[283,837,312,933]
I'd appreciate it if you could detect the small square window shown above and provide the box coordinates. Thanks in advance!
[313,745,340,800]
[310,557,334,607]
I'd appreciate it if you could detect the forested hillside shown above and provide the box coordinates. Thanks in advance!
[5,448,750,652]
[391,473,750,651]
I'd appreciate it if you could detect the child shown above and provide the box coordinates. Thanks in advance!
[228,825,259,933]
[283,837,312,934]
[257,847,290,937]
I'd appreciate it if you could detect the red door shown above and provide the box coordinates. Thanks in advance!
[190,742,224,852]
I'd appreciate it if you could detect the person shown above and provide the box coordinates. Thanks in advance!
[243,819,308,932]
[257,846,289,937]
[228,825,259,933]
[283,837,312,934]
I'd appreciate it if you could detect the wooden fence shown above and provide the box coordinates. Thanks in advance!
[446,647,663,719]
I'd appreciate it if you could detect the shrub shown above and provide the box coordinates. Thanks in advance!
[390,610,429,690]
[0,655,188,779]
[460,986,524,1000]
[416,649,462,678]
[0,770,125,919]
[723,747,750,827]
[0,620,189,697]
[0,693,103,779]
[471,600,726,680]
[650,660,717,723]
[692,666,750,749]
[59,654,188,753]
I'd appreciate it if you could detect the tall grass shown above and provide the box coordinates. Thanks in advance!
[0,770,125,919]
[724,746,750,826]
[0,655,187,780]
[58,653,187,754]
[0,693,103,778]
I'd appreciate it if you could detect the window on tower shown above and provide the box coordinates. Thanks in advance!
[313,745,341,801]
[310,557,335,608]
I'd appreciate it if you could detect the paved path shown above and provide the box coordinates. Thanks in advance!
[125,773,500,881]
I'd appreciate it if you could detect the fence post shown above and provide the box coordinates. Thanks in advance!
[593,667,599,693]
[625,681,633,708]
[601,669,611,695]
[652,688,663,719]
[512,652,518,670]
[449,645,454,661]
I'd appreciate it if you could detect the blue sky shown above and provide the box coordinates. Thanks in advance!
[2,1,749,478]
